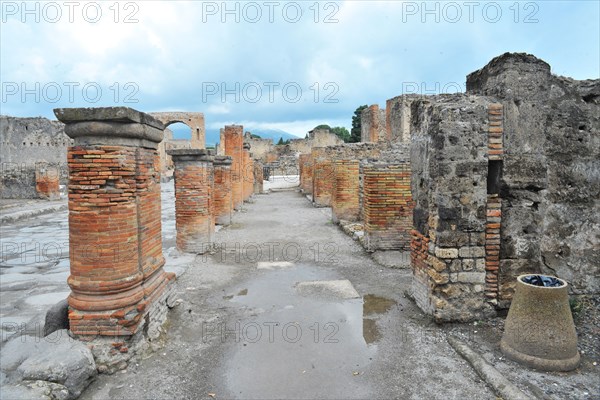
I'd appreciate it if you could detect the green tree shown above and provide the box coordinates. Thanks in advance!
[350,105,368,143]
[313,124,331,130]
[330,126,351,142]
[277,137,284,145]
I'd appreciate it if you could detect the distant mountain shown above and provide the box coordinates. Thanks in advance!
[204,128,301,147]
[169,124,302,147]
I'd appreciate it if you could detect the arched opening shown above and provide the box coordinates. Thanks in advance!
[166,121,192,142]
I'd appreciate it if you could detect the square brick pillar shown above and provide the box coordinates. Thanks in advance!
[242,143,253,201]
[168,149,215,253]
[332,159,360,223]
[253,160,264,194]
[363,163,413,251]
[54,107,175,337]
[299,154,313,194]
[223,125,243,210]
[35,166,60,200]
[312,147,333,207]
[213,155,233,226]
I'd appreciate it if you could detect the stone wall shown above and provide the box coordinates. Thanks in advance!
[0,116,70,198]
[243,132,274,161]
[410,94,495,322]
[467,52,600,299]
[408,52,599,322]
[288,128,343,154]
[386,95,419,143]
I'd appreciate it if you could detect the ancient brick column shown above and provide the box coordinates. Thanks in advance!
[253,159,264,194]
[55,107,174,337]
[332,159,360,223]
[242,143,253,201]
[168,149,215,252]
[363,163,413,251]
[298,154,311,193]
[223,125,243,210]
[312,147,334,207]
[213,155,233,226]
[35,165,60,200]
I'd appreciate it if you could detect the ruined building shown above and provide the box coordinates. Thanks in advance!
[300,53,599,322]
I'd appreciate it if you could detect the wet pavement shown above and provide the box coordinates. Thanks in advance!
[4,185,597,399]
[80,187,496,400]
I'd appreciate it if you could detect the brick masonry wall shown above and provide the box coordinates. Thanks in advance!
[311,143,386,207]
[331,160,360,222]
[223,125,244,210]
[363,163,413,251]
[485,104,503,303]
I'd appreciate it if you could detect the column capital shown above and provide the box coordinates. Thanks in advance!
[54,107,165,149]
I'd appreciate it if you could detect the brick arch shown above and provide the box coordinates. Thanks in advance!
[149,112,205,149]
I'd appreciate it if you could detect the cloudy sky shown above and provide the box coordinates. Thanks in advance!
[1,0,599,139]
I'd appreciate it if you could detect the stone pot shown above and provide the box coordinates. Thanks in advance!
[500,274,580,371]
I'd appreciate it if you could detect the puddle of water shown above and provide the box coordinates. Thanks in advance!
[363,294,397,315]
[222,265,377,399]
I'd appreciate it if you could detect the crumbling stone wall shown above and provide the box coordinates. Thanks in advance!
[386,95,419,143]
[410,94,495,322]
[0,116,70,199]
[243,132,273,160]
[288,128,343,154]
[361,105,387,142]
[408,53,599,323]
[467,53,600,299]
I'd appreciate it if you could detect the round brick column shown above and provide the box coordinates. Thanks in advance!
[55,107,174,337]
[168,149,215,253]
[213,155,233,226]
